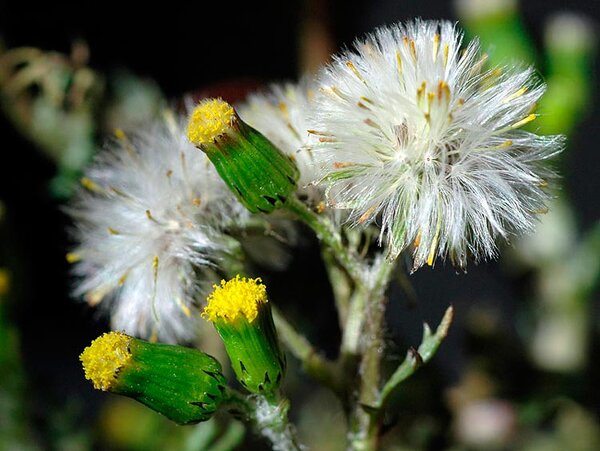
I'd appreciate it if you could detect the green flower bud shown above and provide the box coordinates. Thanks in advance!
[80,332,228,424]
[203,275,286,394]
[186,98,299,214]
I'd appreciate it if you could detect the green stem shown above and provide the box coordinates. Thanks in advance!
[348,301,386,451]
[286,197,406,450]
[253,394,302,451]
[340,257,395,363]
[209,421,246,451]
[285,197,365,283]
[272,306,343,395]
[347,258,396,451]
[340,282,370,365]
[224,389,302,451]
[222,388,256,420]
[321,246,352,327]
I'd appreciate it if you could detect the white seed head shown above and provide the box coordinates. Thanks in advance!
[310,19,562,270]
[68,114,249,342]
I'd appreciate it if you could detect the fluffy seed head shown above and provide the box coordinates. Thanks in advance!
[187,98,235,146]
[203,275,268,323]
[311,19,562,269]
[80,332,132,391]
[68,114,249,342]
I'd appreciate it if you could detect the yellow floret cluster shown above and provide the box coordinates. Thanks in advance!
[80,331,132,391]
[203,275,268,323]
[187,98,235,146]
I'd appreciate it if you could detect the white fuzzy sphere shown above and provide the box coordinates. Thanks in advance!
[311,19,562,269]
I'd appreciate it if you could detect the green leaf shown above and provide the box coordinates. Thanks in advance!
[376,305,454,409]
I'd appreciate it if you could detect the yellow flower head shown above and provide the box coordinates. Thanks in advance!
[187,98,235,146]
[203,275,268,323]
[80,332,132,390]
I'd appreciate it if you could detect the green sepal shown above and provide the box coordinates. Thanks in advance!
[203,118,299,214]
[116,339,229,425]
[214,303,286,394]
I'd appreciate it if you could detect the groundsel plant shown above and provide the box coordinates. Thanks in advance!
[74,19,561,451]
[311,19,562,269]
[68,113,250,343]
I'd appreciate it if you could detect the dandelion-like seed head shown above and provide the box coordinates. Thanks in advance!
[68,114,249,342]
[80,332,132,391]
[187,98,235,146]
[203,275,268,323]
[311,19,562,269]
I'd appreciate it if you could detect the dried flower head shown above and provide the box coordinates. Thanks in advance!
[68,113,249,342]
[311,19,562,269]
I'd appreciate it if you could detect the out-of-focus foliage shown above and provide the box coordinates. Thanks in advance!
[0,204,38,449]
[0,42,102,198]
[0,43,165,199]
[97,398,245,451]
[457,0,599,374]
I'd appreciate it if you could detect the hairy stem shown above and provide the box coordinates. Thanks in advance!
[224,389,302,451]
[285,197,365,283]
[253,394,302,451]
[339,282,369,378]
[347,258,396,451]
[321,246,352,327]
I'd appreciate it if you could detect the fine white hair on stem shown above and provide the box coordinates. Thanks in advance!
[310,19,563,270]
[67,112,249,343]
[237,80,323,205]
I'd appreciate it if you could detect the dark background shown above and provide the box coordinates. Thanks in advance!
[0,0,599,447]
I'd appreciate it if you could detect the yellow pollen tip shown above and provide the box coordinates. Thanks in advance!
[203,275,268,324]
[187,98,235,146]
[358,206,376,224]
[0,268,10,297]
[66,252,81,264]
[80,332,132,391]
[80,177,102,193]
[511,114,537,129]
[414,231,422,248]
[114,128,126,140]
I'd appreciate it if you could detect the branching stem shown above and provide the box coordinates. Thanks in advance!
[285,197,365,283]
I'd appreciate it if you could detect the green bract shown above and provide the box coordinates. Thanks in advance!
[80,333,228,424]
[202,276,286,395]
[213,302,286,395]
[187,99,299,214]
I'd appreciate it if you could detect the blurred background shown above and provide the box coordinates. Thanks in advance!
[0,0,599,449]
